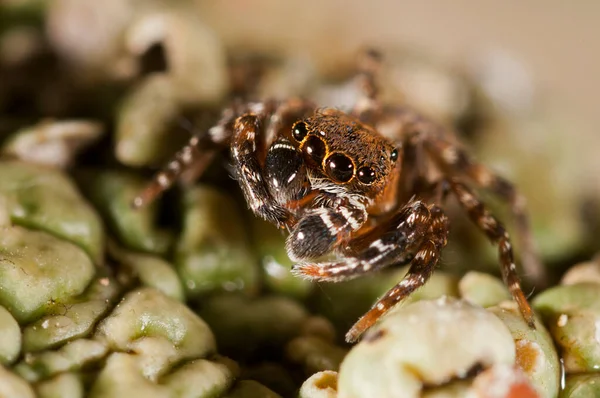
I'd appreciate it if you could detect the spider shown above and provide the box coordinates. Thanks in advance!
[132,50,542,343]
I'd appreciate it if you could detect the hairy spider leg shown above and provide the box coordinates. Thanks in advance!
[345,204,449,343]
[448,179,535,328]
[425,138,546,286]
[131,102,247,209]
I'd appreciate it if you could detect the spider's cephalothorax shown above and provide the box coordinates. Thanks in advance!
[133,50,544,343]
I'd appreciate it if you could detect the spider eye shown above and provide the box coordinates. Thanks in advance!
[390,148,399,162]
[303,135,327,165]
[325,153,354,183]
[292,121,308,141]
[357,166,377,184]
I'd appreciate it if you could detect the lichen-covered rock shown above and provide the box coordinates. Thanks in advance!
[198,293,308,358]
[459,271,511,308]
[36,372,84,398]
[299,371,338,398]
[561,259,600,286]
[561,373,600,398]
[2,119,103,168]
[0,225,96,324]
[469,364,541,398]
[286,336,347,376]
[338,298,515,398]
[108,241,183,301]
[533,283,600,373]
[0,160,104,263]
[82,171,173,255]
[176,186,259,297]
[160,356,239,398]
[0,306,21,365]
[22,275,120,352]
[488,302,560,398]
[89,353,170,398]
[0,365,35,398]
[115,74,187,167]
[95,287,216,380]
[15,339,108,382]
[48,1,229,103]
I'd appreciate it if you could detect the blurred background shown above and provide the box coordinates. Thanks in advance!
[1,0,599,277]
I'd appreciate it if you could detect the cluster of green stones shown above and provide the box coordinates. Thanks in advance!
[1,1,600,397]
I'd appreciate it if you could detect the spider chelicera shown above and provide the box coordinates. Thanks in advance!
[132,50,542,342]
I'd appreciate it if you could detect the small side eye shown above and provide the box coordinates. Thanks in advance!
[325,153,355,183]
[292,121,308,142]
[357,166,377,184]
[390,148,399,162]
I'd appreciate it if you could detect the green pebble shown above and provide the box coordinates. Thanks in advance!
[286,336,347,375]
[0,305,21,364]
[89,353,170,398]
[0,365,35,398]
[108,241,184,301]
[0,160,104,263]
[488,302,560,398]
[198,293,308,358]
[95,288,216,380]
[533,283,600,373]
[82,171,172,255]
[223,380,282,398]
[160,356,239,398]
[299,371,338,398]
[250,218,312,300]
[15,339,108,382]
[36,372,84,398]
[458,271,511,308]
[0,225,95,324]
[176,186,259,297]
[561,373,600,398]
[115,74,188,167]
[338,298,515,398]
[23,276,120,352]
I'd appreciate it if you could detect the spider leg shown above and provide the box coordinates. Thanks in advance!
[351,48,384,123]
[345,205,450,343]
[131,101,248,209]
[425,138,546,286]
[291,201,432,280]
[448,179,535,328]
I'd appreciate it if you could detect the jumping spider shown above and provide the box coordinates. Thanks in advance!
[132,50,542,343]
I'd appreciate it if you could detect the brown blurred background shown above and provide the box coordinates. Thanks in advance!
[199,0,599,132]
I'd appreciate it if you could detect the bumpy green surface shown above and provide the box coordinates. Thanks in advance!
[83,171,173,255]
[338,298,516,398]
[489,302,561,398]
[176,186,259,297]
[533,283,600,373]
[0,225,95,324]
[0,306,21,365]
[0,161,104,263]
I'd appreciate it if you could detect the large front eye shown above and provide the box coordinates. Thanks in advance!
[292,121,308,142]
[303,135,327,165]
[325,153,354,183]
[357,166,376,184]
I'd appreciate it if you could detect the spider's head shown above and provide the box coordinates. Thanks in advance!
[291,108,399,200]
